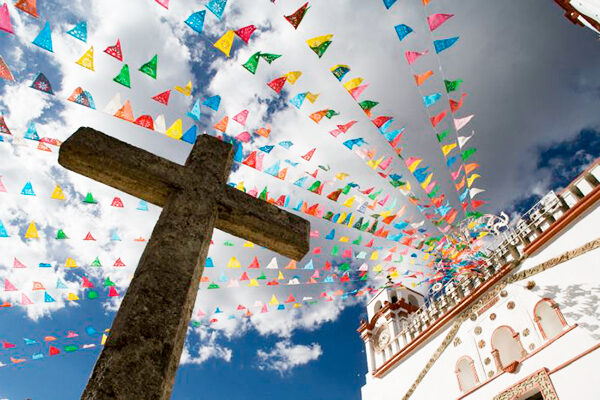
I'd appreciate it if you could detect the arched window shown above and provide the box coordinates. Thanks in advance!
[407,294,419,307]
[534,299,567,340]
[491,326,526,371]
[455,356,479,392]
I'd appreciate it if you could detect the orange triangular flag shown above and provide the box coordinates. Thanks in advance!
[114,100,134,122]
[214,116,228,132]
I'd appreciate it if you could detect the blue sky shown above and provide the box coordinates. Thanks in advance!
[0,0,599,399]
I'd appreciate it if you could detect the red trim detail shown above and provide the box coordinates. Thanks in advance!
[534,298,567,340]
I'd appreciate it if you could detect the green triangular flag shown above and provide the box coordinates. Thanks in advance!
[310,41,332,58]
[257,273,266,280]
[64,345,78,353]
[325,109,339,119]
[139,55,158,79]
[368,189,382,200]
[331,244,339,256]
[352,235,362,245]
[90,257,102,267]
[242,52,260,74]
[207,282,220,289]
[339,263,350,271]
[436,129,449,142]
[259,187,268,201]
[103,277,115,287]
[360,273,368,281]
[113,64,131,88]
[83,192,97,204]
[462,147,477,161]
[444,79,463,93]
[87,290,98,299]
[56,229,68,239]
[359,100,379,112]
[259,53,282,64]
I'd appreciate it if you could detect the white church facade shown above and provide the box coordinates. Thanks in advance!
[358,159,600,400]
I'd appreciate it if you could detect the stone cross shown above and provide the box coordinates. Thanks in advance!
[58,127,310,400]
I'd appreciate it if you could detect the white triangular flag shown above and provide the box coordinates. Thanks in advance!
[458,130,475,148]
[266,257,279,269]
[103,93,122,114]
[154,114,166,133]
[454,115,474,132]
[469,187,485,198]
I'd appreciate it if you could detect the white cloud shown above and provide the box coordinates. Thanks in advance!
[256,340,322,374]
[179,325,232,365]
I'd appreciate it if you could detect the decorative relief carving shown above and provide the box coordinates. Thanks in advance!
[526,281,536,290]
[523,328,530,337]
[493,368,558,400]
[507,301,515,310]
[453,337,462,347]
[478,340,486,349]
[488,370,494,378]
[529,343,535,351]
[474,327,482,335]
[500,290,508,298]
[469,313,477,321]
[484,357,491,365]
[490,313,497,321]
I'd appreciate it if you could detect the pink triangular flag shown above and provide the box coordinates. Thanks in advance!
[454,114,474,131]
[427,13,453,31]
[13,258,26,268]
[349,84,369,100]
[234,25,256,43]
[235,131,251,142]
[21,293,33,305]
[0,3,14,34]
[405,50,428,65]
[4,278,17,291]
[232,109,249,126]
[155,0,169,9]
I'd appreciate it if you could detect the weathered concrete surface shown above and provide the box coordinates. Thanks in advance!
[58,127,310,400]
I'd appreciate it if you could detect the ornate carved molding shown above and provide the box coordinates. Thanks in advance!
[493,368,558,400]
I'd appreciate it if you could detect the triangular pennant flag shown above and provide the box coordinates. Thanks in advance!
[113,64,131,88]
[113,257,126,267]
[444,79,463,93]
[155,0,169,9]
[0,114,10,135]
[234,25,256,43]
[405,50,428,65]
[108,286,119,297]
[30,72,53,94]
[394,24,413,41]
[242,52,260,74]
[0,56,15,81]
[331,64,350,81]
[21,180,35,195]
[175,81,192,96]
[24,221,38,239]
[286,71,302,84]
[65,258,78,268]
[135,115,154,130]
[206,0,227,19]
[83,232,96,241]
[13,258,26,268]
[383,0,398,9]
[32,21,53,52]
[213,30,235,57]
[214,116,228,132]
[104,39,123,61]
[44,292,55,302]
[14,0,38,18]
[67,21,87,42]
[458,131,474,148]
[454,115,474,131]
[152,89,171,105]
[4,278,17,291]
[83,191,97,203]
[434,37,459,53]
[56,229,68,239]
[139,54,158,79]
[0,3,14,34]
[232,109,248,126]
[0,219,8,237]
[414,70,433,86]
[185,10,206,34]
[165,119,183,139]
[181,125,197,144]
[21,293,33,305]
[284,2,309,29]
[114,100,134,122]
[267,76,287,94]
[427,13,454,31]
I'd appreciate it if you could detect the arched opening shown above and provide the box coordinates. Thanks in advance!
[491,326,526,370]
[407,294,419,307]
[534,299,567,340]
[455,356,479,392]
[374,300,382,313]
[391,295,398,303]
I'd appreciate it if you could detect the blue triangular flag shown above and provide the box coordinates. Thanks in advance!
[285,159,298,167]
[278,141,293,149]
[258,145,274,153]
[32,21,54,52]
[434,37,459,54]
[39,263,52,268]
[206,0,227,19]
[137,200,149,211]
[264,160,280,176]
[205,257,214,268]
[187,99,201,121]
[277,304,285,310]
[303,260,314,270]
[293,200,303,211]
[85,326,98,336]
[422,93,441,107]
[294,176,307,187]
[233,144,243,162]
[181,125,198,144]
[111,230,121,241]
[24,338,37,345]
[66,21,87,42]
[45,292,56,302]
[185,10,206,33]
[218,272,228,282]
[214,306,223,314]
[203,95,221,111]
[325,229,335,240]
[446,155,458,167]
[343,138,366,149]
[289,92,307,109]
[56,279,67,289]
[394,24,413,41]
[24,122,40,140]
[383,0,398,9]
[21,181,36,195]
[32,353,44,360]
[0,220,8,238]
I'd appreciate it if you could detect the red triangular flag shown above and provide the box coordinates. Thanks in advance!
[82,276,94,288]
[449,93,467,113]
[371,116,392,128]
[84,232,95,241]
[108,286,119,297]
[104,39,123,61]
[113,258,125,267]
[152,89,170,105]
[111,197,124,207]
[0,55,14,81]
[267,76,287,94]
[49,345,60,356]
[284,2,309,29]
[248,256,260,269]
[234,25,256,43]
[301,148,316,161]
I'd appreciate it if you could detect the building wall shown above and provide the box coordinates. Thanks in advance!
[361,195,600,399]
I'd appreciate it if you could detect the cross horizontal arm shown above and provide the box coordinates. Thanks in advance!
[217,185,310,260]
[58,127,183,206]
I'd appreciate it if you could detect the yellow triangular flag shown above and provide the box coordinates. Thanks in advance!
[306,34,333,48]
[277,271,284,280]
[243,241,254,248]
[101,334,108,345]
[370,251,379,260]
[467,174,481,187]
[336,172,349,180]
[67,293,79,301]
[337,212,347,225]
[305,92,320,103]
[344,77,363,91]
[347,215,354,226]
[235,181,245,191]
[65,258,78,268]
[227,257,241,268]
[342,196,355,207]
[75,46,94,71]
[165,119,183,139]
[213,30,235,57]
[442,143,457,156]
[339,236,349,242]
[269,295,279,305]
[286,71,302,84]
[390,270,399,278]
[373,264,382,272]
[24,221,38,239]
[174,81,192,96]
[51,184,65,200]
[293,303,302,308]
[248,279,259,287]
